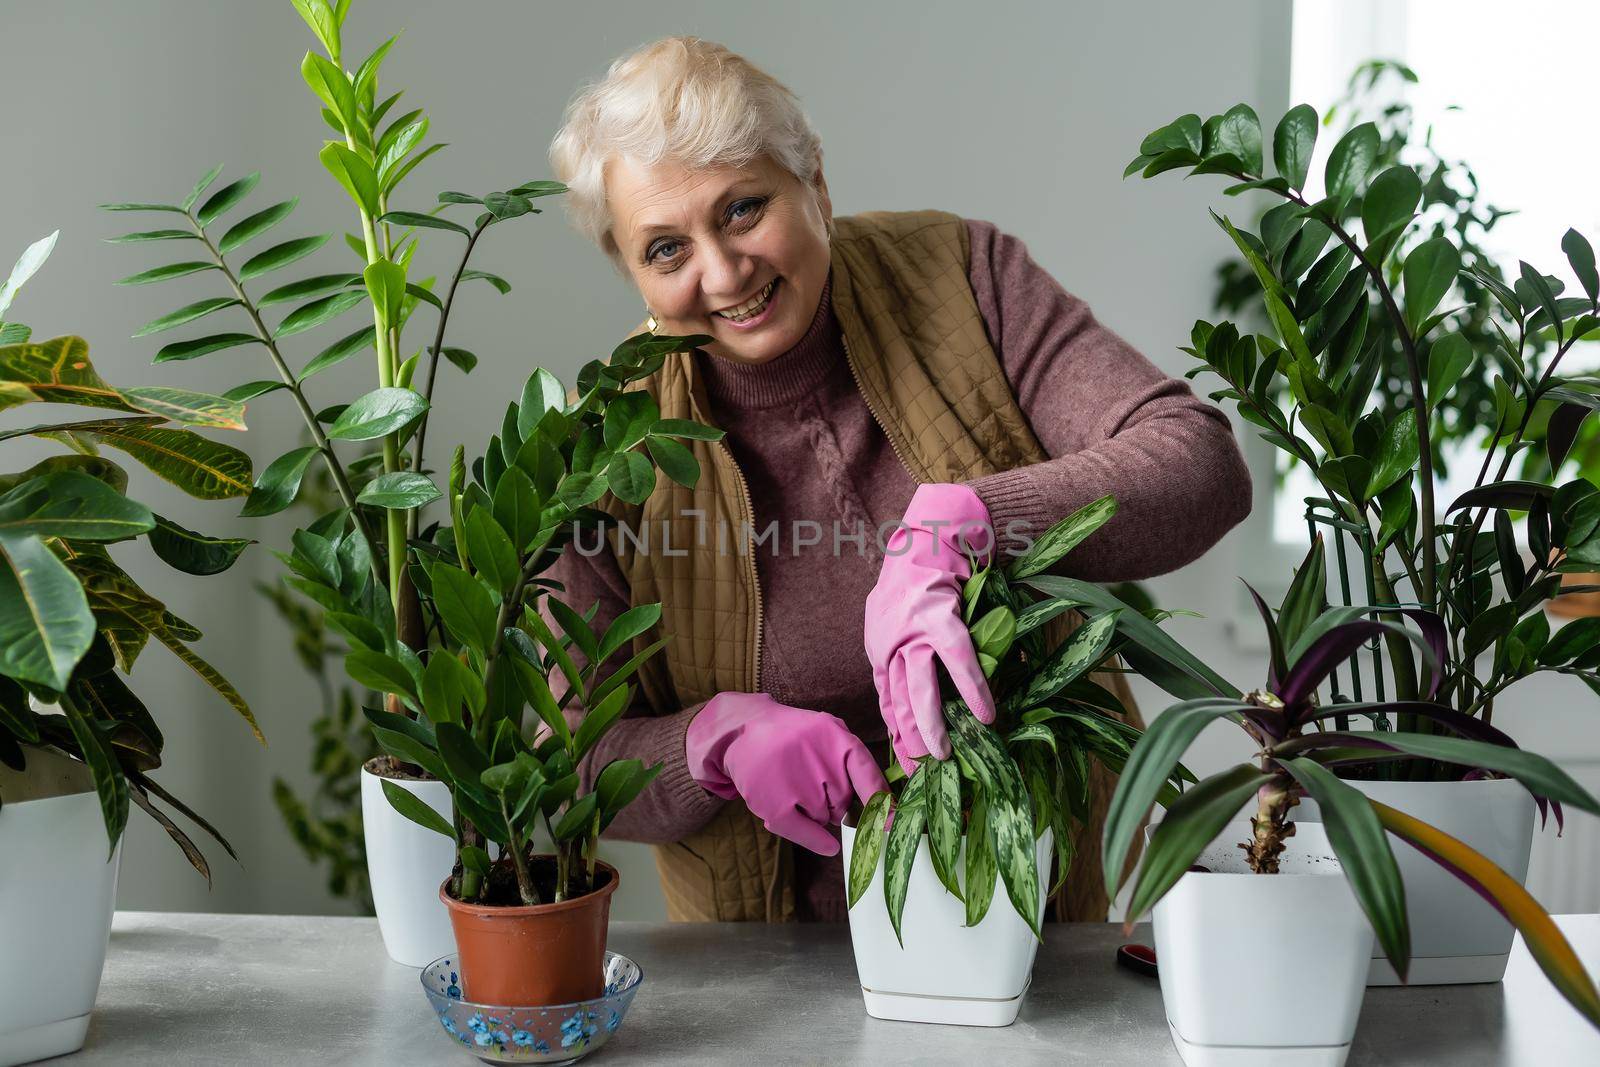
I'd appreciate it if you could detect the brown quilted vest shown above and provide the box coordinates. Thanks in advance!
[598,209,1143,922]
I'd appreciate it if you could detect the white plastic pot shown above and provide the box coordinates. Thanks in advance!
[0,747,122,1067]
[841,819,1052,1026]
[1297,776,1535,984]
[361,764,457,967]
[1150,821,1373,1067]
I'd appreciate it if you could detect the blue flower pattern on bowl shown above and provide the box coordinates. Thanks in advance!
[421,953,642,1063]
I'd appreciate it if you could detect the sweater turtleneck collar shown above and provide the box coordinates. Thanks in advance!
[695,273,842,410]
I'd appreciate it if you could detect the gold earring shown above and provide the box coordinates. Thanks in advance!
[645,307,659,332]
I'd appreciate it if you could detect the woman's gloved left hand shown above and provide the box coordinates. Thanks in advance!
[865,483,997,775]
[685,692,889,856]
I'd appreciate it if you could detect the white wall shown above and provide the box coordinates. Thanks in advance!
[3,0,1294,918]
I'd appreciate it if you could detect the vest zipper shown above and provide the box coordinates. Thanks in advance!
[840,332,930,483]
[717,436,765,691]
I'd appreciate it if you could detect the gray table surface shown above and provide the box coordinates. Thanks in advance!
[64,912,1600,1065]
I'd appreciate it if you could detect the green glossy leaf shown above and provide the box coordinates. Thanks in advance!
[1126,762,1265,919]
[62,697,128,853]
[375,209,468,236]
[460,269,509,294]
[258,273,359,307]
[357,471,439,509]
[597,603,661,665]
[239,446,319,517]
[463,508,517,594]
[299,324,374,379]
[380,777,454,839]
[604,450,654,505]
[1019,610,1120,706]
[491,466,540,550]
[1361,165,1422,253]
[883,769,929,946]
[1010,495,1117,579]
[1283,757,1409,976]
[152,333,259,364]
[1426,333,1475,405]
[1403,238,1461,334]
[326,387,426,441]
[0,471,153,542]
[429,563,497,654]
[132,297,239,338]
[645,435,699,488]
[219,199,297,254]
[1359,732,1599,815]
[319,143,379,216]
[147,514,251,576]
[573,685,631,762]
[963,789,998,926]
[115,261,216,286]
[105,230,196,244]
[1212,104,1263,175]
[1324,122,1379,202]
[363,260,407,328]
[1271,103,1317,189]
[946,703,1039,937]
[1562,229,1598,305]
[847,790,891,908]
[927,757,965,900]
[239,234,331,281]
[0,531,95,690]
[275,288,366,339]
[1101,698,1251,897]
[419,650,485,727]
[181,164,224,212]
[196,172,259,227]
[301,50,357,128]
[553,792,599,841]
[345,648,419,704]
[1366,409,1418,497]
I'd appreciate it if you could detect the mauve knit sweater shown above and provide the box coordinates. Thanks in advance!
[544,219,1253,920]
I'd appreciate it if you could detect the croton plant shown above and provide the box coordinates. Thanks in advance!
[0,232,260,879]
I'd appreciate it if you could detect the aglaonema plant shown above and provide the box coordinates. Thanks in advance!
[1102,537,1600,1028]
[0,233,260,879]
[846,496,1220,942]
[1125,101,1600,773]
[282,333,720,905]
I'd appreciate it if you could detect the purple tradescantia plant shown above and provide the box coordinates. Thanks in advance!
[1101,537,1600,1028]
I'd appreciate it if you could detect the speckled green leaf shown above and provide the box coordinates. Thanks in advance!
[847,789,891,908]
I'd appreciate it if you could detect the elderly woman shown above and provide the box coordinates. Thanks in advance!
[544,36,1251,923]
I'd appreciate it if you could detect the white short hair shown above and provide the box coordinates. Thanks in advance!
[549,36,825,266]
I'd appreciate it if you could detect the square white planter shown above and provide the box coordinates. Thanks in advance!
[0,747,122,1067]
[361,765,457,967]
[1150,821,1373,1067]
[1297,776,1535,984]
[840,820,1052,1026]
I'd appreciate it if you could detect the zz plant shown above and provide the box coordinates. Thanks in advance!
[846,496,1212,941]
[1125,100,1600,766]
[1114,98,1600,1027]
[0,233,260,879]
[290,338,720,905]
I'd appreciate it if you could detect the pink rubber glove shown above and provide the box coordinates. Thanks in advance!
[685,692,889,856]
[865,483,997,774]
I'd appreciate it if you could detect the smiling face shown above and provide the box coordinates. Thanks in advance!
[606,153,833,365]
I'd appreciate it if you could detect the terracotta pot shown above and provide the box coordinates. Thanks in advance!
[440,859,618,1005]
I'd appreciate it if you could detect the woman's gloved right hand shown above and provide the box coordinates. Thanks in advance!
[685,692,889,856]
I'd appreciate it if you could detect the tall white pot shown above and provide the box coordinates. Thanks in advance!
[1151,821,1373,1067]
[841,820,1052,1027]
[361,764,456,967]
[1298,776,1535,984]
[0,747,122,1067]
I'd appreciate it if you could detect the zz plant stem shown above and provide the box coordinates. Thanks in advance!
[186,213,381,582]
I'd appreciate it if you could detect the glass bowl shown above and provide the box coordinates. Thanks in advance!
[420,952,643,1064]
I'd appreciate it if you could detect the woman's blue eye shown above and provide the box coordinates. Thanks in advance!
[648,239,679,263]
[730,198,762,220]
